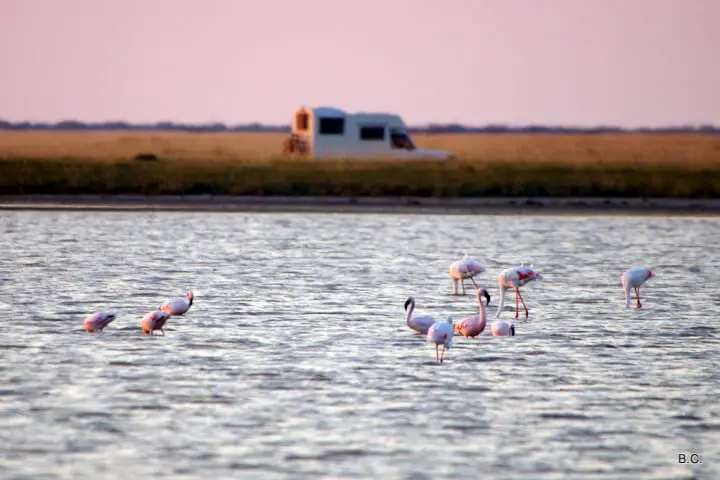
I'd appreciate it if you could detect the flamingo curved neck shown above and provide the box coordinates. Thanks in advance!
[476,295,487,329]
[405,301,415,327]
[496,287,506,317]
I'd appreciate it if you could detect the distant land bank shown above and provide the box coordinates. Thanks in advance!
[2,126,718,202]
[1,195,719,215]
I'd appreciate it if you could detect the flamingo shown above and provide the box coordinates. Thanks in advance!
[621,267,654,308]
[140,310,171,336]
[449,255,486,295]
[160,291,194,316]
[404,296,438,334]
[83,311,117,333]
[455,287,491,338]
[496,265,543,318]
[427,317,454,363]
[491,320,516,336]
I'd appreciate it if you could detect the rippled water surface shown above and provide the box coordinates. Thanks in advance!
[0,211,718,479]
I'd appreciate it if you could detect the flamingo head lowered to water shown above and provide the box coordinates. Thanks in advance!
[159,291,194,315]
[449,255,486,295]
[621,267,654,308]
[140,310,171,336]
[496,264,544,319]
[427,316,454,363]
[83,311,118,333]
[491,320,516,336]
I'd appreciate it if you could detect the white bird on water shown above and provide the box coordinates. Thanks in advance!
[496,264,543,318]
[160,291,194,316]
[404,296,438,334]
[448,255,486,295]
[621,267,654,308]
[427,317,454,363]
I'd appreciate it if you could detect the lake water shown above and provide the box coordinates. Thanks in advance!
[0,211,718,479]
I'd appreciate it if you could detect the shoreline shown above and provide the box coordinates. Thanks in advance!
[1,195,720,215]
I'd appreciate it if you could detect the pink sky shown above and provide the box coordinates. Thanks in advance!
[1,0,718,127]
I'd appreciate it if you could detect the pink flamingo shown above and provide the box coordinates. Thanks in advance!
[83,311,117,333]
[160,291,194,316]
[404,296,438,334]
[621,267,654,308]
[491,320,516,336]
[448,255,486,295]
[455,287,491,338]
[427,317,454,363]
[495,265,543,318]
[140,310,171,336]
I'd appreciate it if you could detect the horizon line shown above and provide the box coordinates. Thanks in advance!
[1,118,720,134]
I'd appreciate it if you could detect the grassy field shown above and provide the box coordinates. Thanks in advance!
[1,131,719,197]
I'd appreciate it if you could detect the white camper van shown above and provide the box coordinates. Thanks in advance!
[282,106,454,160]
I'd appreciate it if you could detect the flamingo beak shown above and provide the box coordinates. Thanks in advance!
[510,325,516,336]
[484,291,491,306]
[404,298,412,310]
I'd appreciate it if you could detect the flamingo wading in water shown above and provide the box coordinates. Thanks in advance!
[621,267,654,308]
[496,265,543,318]
[449,255,486,295]
[83,311,117,333]
[491,320,516,336]
[140,310,171,336]
[404,296,438,334]
[160,291,194,316]
[427,317,454,363]
[455,287,491,339]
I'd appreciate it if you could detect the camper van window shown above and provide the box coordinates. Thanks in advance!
[296,112,309,131]
[318,117,345,135]
[390,129,415,150]
[359,126,385,141]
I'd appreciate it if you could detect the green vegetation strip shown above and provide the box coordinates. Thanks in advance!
[1,157,719,198]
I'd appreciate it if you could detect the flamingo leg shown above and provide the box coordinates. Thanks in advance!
[514,288,519,319]
[435,344,440,362]
[461,279,466,295]
[440,344,446,363]
[452,279,458,295]
[635,287,642,308]
[517,289,529,317]
[160,328,166,336]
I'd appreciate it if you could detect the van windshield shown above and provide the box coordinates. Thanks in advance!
[390,129,415,150]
